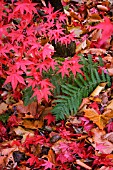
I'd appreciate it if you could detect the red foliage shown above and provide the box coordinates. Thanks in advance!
[0,0,80,104]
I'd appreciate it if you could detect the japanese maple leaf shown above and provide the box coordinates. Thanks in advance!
[8,115,20,127]
[27,154,39,166]
[14,0,37,15]
[58,55,83,78]
[42,43,54,60]
[59,12,66,23]
[0,1,6,21]
[56,153,68,163]
[32,87,52,103]
[44,113,55,125]
[57,59,70,78]
[38,79,54,89]
[4,68,25,91]
[91,17,113,46]
[59,32,75,46]
[60,129,71,140]
[69,55,83,77]
[16,58,33,73]
[32,88,43,103]
[41,87,52,102]
[41,160,54,170]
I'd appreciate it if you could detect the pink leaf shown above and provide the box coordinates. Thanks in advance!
[41,160,54,170]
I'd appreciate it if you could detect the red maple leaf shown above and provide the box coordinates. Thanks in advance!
[57,59,70,78]
[91,17,113,46]
[14,0,37,15]
[41,160,54,170]
[69,55,83,77]
[16,58,33,73]
[57,55,83,78]
[41,43,54,60]
[27,154,40,166]
[8,115,20,127]
[4,67,25,91]
[44,113,55,125]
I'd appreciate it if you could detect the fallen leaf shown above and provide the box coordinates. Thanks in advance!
[106,99,113,110]
[47,149,56,164]
[99,166,113,170]
[16,101,38,116]
[76,40,87,53]
[13,126,34,136]
[84,109,113,130]
[90,83,107,97]
[92,128,113,154]
[76,159,91,170]
[22,119,43,129]
[103,132,113,143]
[82,48,106,55]
[0,156,6,166]
[0,102,8,114]
[97,5,108,11]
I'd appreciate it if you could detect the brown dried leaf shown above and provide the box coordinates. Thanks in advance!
[79,97,90,110]
[88,13,102,22]
[13,126,34,136]
[103,132,113,143]
[0,103,8,114]
[89,29,101,41]
[92,128,113,154]
[82,48,106,55]
[76,40,87,53]
[16,101,38,116]
[67,26,83,37]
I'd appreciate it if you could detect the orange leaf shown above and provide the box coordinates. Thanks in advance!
[48,149,56,164]
[84,109,113,130]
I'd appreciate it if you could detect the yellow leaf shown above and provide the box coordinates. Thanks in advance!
[90,83,107,97]
[106,99,113,110]
[84,109,113,130]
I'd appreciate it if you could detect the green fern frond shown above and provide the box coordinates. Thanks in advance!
[52,70,111,120]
